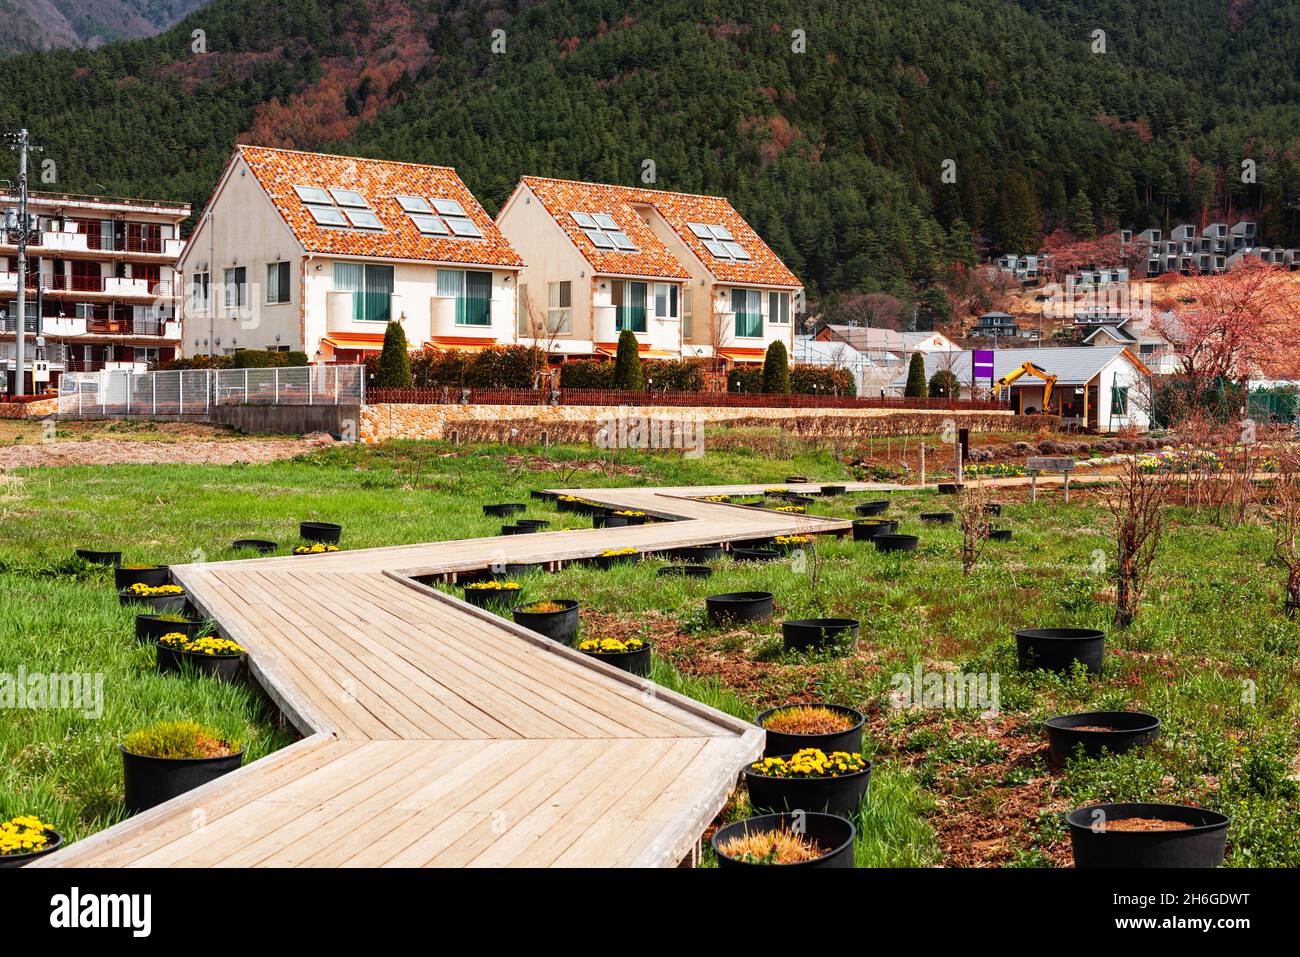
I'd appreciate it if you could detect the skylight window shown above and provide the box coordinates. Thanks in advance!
[397,195,432,214]
[688,222,749,260]
[445,216,483,238]
[411,213,450,236]
[570,210,638,253]
[433,198,467,217]
[397,196,483,240]
[296,185,384,231]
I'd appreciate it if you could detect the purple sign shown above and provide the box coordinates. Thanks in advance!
[972,349,995,382]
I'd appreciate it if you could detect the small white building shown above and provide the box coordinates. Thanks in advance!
[890,346,1153,431]
[179,146,524,364]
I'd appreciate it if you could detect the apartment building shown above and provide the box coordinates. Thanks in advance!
[496,177,802,364]
[179,146,524,363]
[1,190,189,394]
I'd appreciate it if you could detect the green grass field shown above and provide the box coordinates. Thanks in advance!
[2,440,1297,866]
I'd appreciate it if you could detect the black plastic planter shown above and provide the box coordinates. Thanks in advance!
[463,587,522,609]
[921,512,955,524]
[1045,711,1161,766]
[135,613,202,644]
[156,645,244,683]
[593,513,628,528]
[712,812,855,869]
[874,534,918,553]
[75,548,121,566]
[300,521,342,544]
[820,485,846,497]
[732,547,781,563]
[784,475,810,484]
[851,519,898,541]
[779,493,816,506]
[1015,627,1105,675]
[669,544,725,562]
[706,591,774,624]
[120,746,245,814]
[658,565,713,579]
[114,565,170,590]
[744,758,873,816]
[512,599,580,645]
[781,618,860,653]
[0,829,63,868]
[501,524,538,535]
[493,562,543,578]
[581,642,652,676]
[756,704,866,758]
[119,589,187,614]
[515,519,550,529]
[984,503,1003,517]
[988,528,1013,542]
[1067,803,1229,868]
[937,482,963,494]
[483,503,526,517]
[590,552,641,570]
[232,539,276,554]
[854,501,890,517]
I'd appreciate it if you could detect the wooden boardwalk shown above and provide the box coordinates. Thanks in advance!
[35,481,868,868]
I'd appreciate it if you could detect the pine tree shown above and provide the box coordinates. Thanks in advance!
[905,352,928,398]
[991,170,1043,253]
[375,320,412,389]
[1069,190,1097,240]
[612,329,643,390]
[761,340,791,393]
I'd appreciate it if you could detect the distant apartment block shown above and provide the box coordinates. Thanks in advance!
[1,190,189,395]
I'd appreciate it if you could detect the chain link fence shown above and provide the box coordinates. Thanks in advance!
[57,365,365,417]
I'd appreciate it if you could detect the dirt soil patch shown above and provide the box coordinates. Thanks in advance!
[0,433,335,469]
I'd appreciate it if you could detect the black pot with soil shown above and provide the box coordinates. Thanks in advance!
[984,503,1003,517]
[512,599,580,645]
[483,503,526,518]
[119,589,187,614]
[820,485,846,497]
[463,585,523,609]
[781,618,860,653]
[592,512,624,528]
[854,501,890,517]
[744,756,873,817]
[1066,802,1229,868]
[156,645,244,683]
[0,829,64,868]
[75,548,121,567]
[114,565,170,590]
[515,519,550,530]
[300,521,342,544]
[493,562,543,578]
[732,547,781,563]
[657,565,713,579]
[1015,627,1105,675]
[852,518,898,541]
[874,534,919,553]
[755,703,866,758]
[589,551,641,570]
[706,591,774,624]
[120,746,245,814]
[784,475,809,484]
[232,539,277,554]
[921,512,955,524]
[580,641,652,676]
[988,528,1013,542]
[712,812,855,869]
[938,482,963,494]
[135,613,203,644]
[1045,711,1161,766]
[501,524,539,535]
[669,544,725,563]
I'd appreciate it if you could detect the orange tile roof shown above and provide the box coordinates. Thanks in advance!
[518,176,800,288]
[236,145,523,269]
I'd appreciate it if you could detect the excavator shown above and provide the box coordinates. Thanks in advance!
[994,361,1057,414]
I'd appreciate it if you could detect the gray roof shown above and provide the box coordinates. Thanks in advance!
[889,346,1140,388]
[1083,324,1136,344]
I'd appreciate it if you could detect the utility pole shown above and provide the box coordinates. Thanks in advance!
[4,129,39,397]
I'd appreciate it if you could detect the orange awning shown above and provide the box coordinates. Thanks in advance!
[428,337,497,352]
[594,345,680,359]
[718,348,767,364]
[321,333,387,352]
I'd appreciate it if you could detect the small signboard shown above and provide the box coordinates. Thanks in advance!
[972,349,995,383]
[1027,456,1074,473]
[33,360,50,384]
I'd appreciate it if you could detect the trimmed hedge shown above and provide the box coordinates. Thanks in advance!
[382,344,546,389]
[559,358,706,391]
[164,350,309,371]
[730,363,855,397]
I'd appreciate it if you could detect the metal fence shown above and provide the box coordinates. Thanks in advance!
[57,365,365,417]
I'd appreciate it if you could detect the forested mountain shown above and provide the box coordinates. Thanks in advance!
[0,0,211,57]
[1,0,1298,302]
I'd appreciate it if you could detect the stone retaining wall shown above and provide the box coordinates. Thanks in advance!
[359,402,1035,445]
[0,398,59,419]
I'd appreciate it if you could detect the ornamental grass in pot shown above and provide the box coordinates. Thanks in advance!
[156,632,246,682]
[755,704,866,758]
[512,599,580,645]
[120,721,244,814]
[0,815,63,868]
[576,636,652,676]
[135,611,204,644]
[744,748,872,817]
[712,812,855,869]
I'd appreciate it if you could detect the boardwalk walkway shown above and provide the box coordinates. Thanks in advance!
[36,482,868,868]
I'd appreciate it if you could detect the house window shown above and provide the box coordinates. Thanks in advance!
[436,268,492,326]
[223,266,247,309]
[1111,385,1129,415]
[612,281,647,333]
[731,288,762,338]
[267,262,291,304]
[653,283,678,321]
[1138,343,1155,357]
[682,287,693,339]
[190,272,209,312]
[335,262,393,322]
[547,281,572,334]
[768,291,790,325]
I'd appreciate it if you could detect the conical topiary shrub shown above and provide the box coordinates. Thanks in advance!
[762,340,791,394]
[904,351,928,398]
[612,329,644,390]
[375,320,413,389]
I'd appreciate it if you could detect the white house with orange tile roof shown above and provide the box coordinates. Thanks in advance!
[179,146,524,364]
[496,177,802,364]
